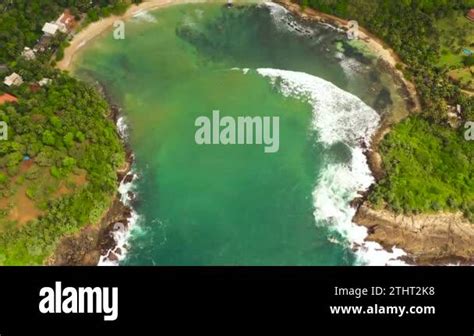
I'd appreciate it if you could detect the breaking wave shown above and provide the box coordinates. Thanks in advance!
[98,116,141,266]
[254,68,407,265]
[264,2,344,35]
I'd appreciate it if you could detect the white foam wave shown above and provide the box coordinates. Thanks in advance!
[132,10,158,23]
[98,115,140,266]
[264,2,314,36]
[98,169,140,266]
[256,68,379,146]
[264,2,366,88]
[336,51,372,79]
[264,2,344,34]
[116,116,129,140]
[231,67,250,74]
[254,68,407,265]
[264,1,289,15]
[98,167,140,266]
[319,22,345,33]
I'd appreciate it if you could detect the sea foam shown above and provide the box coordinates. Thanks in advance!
[98,116,141,266]
[132,10,158,23]
[264,2,314,36]
[265,2,344,34]
[254,68,407,265]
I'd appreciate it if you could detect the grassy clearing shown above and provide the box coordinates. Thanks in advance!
[449,66,474,90]
[0,161,88,231]
[436,11,474,68]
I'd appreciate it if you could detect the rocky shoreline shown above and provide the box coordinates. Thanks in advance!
[354,205,474,265]
[49,93,137,266]
[357,115,474,265]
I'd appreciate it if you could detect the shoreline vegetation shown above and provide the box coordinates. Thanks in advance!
[281,0,473,264]
[48,87,135,265]
[0,0,149,265]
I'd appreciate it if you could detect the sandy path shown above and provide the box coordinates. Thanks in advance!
[57,0,227,71]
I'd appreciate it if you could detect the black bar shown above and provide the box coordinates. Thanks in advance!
[0,267,472,335]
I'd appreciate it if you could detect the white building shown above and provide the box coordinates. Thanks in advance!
[21,47,36,60]
[3,73,24,87]
[38,78,52,87]
[42,22,60,36]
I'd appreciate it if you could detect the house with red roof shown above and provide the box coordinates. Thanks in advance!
[467,9,474,21]
[56,9,77,33]
[0,93,18,105]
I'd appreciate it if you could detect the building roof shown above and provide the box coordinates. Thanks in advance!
[3,73,23,87]
[468,9,474,20]
[42,22,59,35]
[0,93,18,105]
[21,47,36,60]
[38,78,52,87]
[56,9,76,32]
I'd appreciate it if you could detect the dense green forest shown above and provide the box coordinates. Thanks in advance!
[0,0,141,64]
[300,0,474,220]
[370,117,473,221]
[301,0,474,121]
[0,73,125,264]
[0,0,141,265]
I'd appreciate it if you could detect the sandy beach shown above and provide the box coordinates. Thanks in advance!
[57,0,226,71]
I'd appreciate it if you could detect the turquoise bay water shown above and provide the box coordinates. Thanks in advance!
[75,3,404,265]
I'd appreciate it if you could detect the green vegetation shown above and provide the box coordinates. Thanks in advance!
[436,12,474,67]
[370,117,473,221]
[0,0,143,264]
[302,0,474,220]
[0,70,125,265]
[464,55,474,67]
[302,0,474,119]
[435,11,474,91]
[0,0,142,64]
[449,67,474,93]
